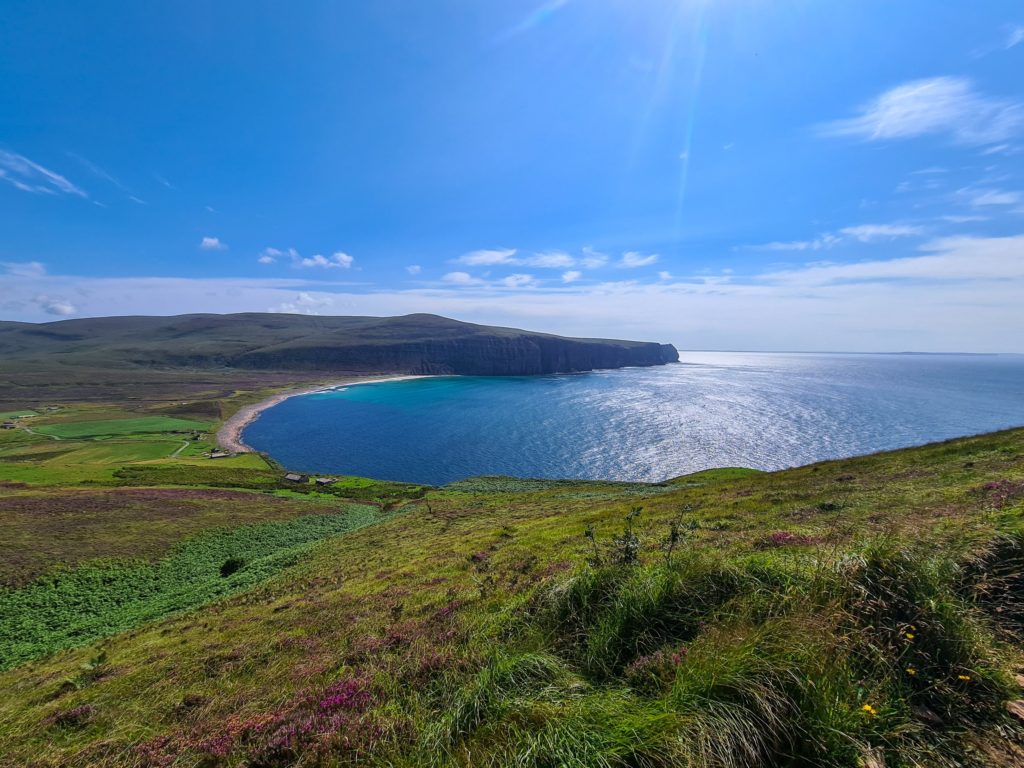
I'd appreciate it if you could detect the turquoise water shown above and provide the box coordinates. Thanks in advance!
[244,352,1024,485]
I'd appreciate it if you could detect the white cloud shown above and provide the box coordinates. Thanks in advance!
[297,251,353,269]
[257,247,282,265]
[406,265,422,275]
[580,247,609,269]
[443,271,483,285]
[839,224,926,242]
[199,236,227,251]
[0,150,88,198]
[32,294,76,316]
[454,248,517,266]
[502,273,536,289]
[2,261,47,277]
[562,270,582,283]
[452,248,593,269]
[960,187,1023,207]
[270,292,334,315]
[620,251,659,268]
[818,76,1024,146]
[658,271,673,281]
[522,251,575,268]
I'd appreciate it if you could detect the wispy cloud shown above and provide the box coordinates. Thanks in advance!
[1008,25,1024,49]
[66,152,135,200]
[749,223,924,251]
[958,187,1023,207]
[1,260,47,277]
[839,224,926,242]
[0,150,88,198]
[619,251,659,268]
[406,265,422,275]
[497,0,570,41]
[523,251,575,268]
[941,214,989,223]
[454,248,518,266]
[199,236,227,251]
[502,273,537,289]
[818,76,1024,146]
[561,270,582,283]
[580,247,609,269]
[760,234,1024,286]
[153,174,175,189]
[748,234,840,252]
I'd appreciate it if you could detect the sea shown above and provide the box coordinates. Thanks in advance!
[243,352,1024,486]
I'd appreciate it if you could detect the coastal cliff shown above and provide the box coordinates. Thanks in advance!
[0,312,679,376]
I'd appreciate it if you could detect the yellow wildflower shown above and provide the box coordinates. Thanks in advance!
[905,632,915,640]
[862,704,877,715]
[958,674,971,681]
[906,667,916,676]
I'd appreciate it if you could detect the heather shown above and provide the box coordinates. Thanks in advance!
[1,420,1024,766]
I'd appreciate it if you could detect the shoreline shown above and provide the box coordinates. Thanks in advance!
[215,375,430,454]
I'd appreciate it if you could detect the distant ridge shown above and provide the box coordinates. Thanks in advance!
[0,313,679,376]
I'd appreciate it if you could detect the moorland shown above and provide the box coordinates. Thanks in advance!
[0,315,1023,767]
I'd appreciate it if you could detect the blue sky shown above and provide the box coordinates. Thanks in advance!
[2,0,1023,351]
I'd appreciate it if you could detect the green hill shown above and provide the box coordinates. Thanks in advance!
[0,312,678,375]
[1,399,1023,765]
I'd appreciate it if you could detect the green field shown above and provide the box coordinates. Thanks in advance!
[0,411,37,420]
[1,386,1023,767]
[32,416,209,439]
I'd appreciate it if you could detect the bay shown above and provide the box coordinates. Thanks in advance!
[244,352,1024,485]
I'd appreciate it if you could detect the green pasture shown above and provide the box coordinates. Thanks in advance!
[32,416,210,439]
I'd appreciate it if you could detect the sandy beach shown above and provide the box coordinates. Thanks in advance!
[215,375,429,453]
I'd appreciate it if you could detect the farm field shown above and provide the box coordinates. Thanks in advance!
[31,416,209,440]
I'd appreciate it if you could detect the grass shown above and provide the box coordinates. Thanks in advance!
[0,504,386,670]
[1,394,1023,766]
[0,410,37,420]
[32,416,209,439]
[112,465,428,504]
[0,487,371,587]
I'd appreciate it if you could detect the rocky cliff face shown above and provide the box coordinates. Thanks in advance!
[233,336,679,375]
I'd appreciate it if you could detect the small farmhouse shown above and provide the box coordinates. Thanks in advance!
[314,477,337,486]
[284,473,308,483]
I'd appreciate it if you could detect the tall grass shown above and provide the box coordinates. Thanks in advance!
[430,534,1023,768]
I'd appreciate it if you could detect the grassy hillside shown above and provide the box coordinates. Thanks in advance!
[0,314,678,404]
[1,386,1023,766]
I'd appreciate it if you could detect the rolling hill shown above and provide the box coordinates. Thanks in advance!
[0,313,679,375]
